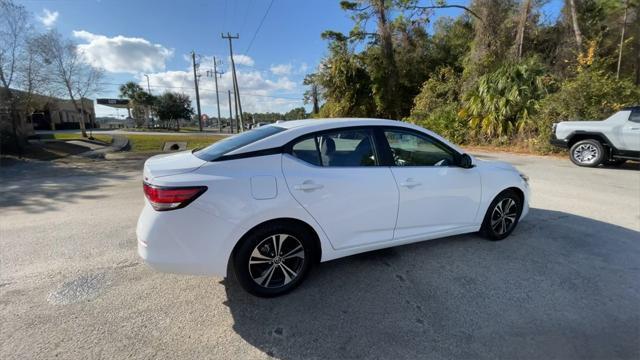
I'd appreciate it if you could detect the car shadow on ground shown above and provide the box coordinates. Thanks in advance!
[0,159,138,214]
[222,208,640,360]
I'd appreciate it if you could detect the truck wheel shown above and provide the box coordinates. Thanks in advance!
[569,139,604,167]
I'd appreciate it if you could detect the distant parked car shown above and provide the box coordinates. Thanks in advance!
[137,118,530,296]
[551,106,640,167]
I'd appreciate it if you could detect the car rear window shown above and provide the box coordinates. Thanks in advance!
[193,125,286,161]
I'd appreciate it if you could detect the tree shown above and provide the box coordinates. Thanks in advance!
[154,92,193,130]
[514,0,532,59]
[0,0,31,153]
[119,81,143,118]
[34,31,103,138]
[284,107,307,120]
[567,0,584,49]
[119,81,155,126]
[303,73,321,115]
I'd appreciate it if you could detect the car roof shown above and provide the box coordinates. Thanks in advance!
[225,118,466,156]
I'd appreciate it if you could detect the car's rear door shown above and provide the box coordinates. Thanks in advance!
[282,127,399,250]
[380,128,482,240]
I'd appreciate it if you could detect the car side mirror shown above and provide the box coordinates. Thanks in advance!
[459,153,474,168]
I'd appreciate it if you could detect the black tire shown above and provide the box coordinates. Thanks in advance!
[233,222,314,297]
[569,139,604,167]
[480,189,523,241]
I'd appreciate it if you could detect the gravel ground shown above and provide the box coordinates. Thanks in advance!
[1,153,639,360]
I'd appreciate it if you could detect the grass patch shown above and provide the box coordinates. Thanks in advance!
[40,133,113,144]
[126,134,225,152]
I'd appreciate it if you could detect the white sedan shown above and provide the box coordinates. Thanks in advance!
[137,119,530,297]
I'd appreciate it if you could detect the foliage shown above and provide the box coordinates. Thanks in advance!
[462,58,555,141]
[408,66,468,143]
[154,92,194,126]
[316,40,376,117]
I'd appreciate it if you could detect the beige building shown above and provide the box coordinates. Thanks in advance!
[0,89,96,133]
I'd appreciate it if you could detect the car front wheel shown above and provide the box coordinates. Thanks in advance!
[233,223,313,297]
[569,139,604,167]
[480,190,523,241]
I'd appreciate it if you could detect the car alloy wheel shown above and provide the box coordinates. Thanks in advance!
[573,143,599,164]
[490,198,518,236]
[248,234,305,289]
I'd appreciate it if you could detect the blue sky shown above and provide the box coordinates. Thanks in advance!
[20,0,562,118]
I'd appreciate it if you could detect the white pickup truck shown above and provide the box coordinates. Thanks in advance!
[550,106,640,167]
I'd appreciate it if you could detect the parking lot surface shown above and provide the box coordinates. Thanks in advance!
[1,153,639,359]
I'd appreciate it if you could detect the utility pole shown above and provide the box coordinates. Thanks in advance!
[228,89,234,134]
[212,57,223,132]
[191,51,203,132]
[222,33,244,131]
[616,0,629,79]
[144,74,152,128]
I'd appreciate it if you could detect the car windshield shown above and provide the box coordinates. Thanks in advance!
[193,125,286,161]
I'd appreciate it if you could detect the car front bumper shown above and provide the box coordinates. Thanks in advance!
[549,137,569,148]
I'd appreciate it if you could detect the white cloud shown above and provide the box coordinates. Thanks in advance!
[37,9,59,28]
[270,63,292,75]
[73,30,173,74]
[298,62,309,74]
[231,54,254,66]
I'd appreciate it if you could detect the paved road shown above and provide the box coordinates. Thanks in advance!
[1,153,639,359]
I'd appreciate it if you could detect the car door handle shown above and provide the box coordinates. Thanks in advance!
[630,127,640,130]
[399,179,421,188]
[293,181,324,191]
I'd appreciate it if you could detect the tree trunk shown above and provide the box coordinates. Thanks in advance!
[70,98,87,138]
[568,0,583,49]
[514,0,532,59]
[312,85,320,114]
[616,0,629,79]
[1,89,24,156]
[373,0,400,118]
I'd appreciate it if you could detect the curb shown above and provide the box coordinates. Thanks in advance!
[81,135,130,159]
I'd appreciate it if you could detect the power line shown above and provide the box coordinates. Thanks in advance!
[244,0,274,55]
[96,82,302,100]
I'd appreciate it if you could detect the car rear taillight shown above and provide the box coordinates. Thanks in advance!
[143,183,207,211]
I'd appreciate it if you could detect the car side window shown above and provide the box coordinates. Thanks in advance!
[384,130,456,166]
[629,109,640,123]
[292,137,321,166]
[291,129,377,167]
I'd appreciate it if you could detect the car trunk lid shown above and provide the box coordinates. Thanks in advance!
[143,150,207,181]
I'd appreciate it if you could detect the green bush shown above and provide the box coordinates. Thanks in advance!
[462,57,555,141]
[408,67,469,143]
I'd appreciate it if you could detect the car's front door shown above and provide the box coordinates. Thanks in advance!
[381,128,482,240]
[282,128,399,250]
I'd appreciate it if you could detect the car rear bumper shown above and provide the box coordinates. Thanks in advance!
[136,202,231,277]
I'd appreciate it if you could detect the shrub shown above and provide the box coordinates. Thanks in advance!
[461,58,555,141]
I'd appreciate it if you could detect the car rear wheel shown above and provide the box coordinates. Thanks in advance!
[480,190,523,241]
[569,139,604,167]
[233,223,313,297]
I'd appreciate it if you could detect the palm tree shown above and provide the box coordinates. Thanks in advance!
[119,81,143,118]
